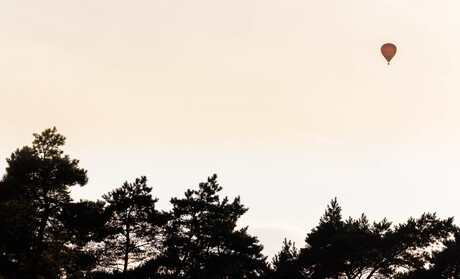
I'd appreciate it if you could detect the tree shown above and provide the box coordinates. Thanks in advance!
[147,174,267,279]
[402,229,460,278]
[431,230,460,278]
[58,200,109,278]
[269,239,303,279]
[0,128,87,278]
[101,176,164,275]
[0,127,88,278]
[299,198,455,279]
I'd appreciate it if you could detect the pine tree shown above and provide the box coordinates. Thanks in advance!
[148,174,267,279]
[0,127,88,278]
[101,176,164,275]
[299,199,455,279]
[270,239,302,279]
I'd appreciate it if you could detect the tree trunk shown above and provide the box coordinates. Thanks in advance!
[31,199,51,278]
[123,223,130,275]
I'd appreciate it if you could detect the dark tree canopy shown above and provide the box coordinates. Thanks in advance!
[146,174,267,279]
[269,239,303,279]
[299,198,455,279]
[405,230,460,278]
[0,127,88,278]
[2,128,460,279]
[101,176,164,274]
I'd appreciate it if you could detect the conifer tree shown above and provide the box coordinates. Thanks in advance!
[270,239,303,279]
[101,176,164,275]
[148,174,267,278]
[0,127,88,278]
[299,198,455,279]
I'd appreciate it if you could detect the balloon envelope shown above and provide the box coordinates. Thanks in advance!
[381,43,397,64]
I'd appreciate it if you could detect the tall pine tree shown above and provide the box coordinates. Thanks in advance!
[101,176,164,275]
[147,174,267,279]
[0,127,88,278]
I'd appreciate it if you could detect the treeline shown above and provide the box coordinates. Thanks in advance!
[0,128,459,279]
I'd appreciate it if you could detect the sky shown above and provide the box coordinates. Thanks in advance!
[2,0,460,257]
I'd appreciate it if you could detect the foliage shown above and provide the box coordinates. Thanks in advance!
[145,174,268,278]
[269,239,303,279]
[58,200,109,277]
[401,229,460,278]
[2,128,460,279]
[298,198,455,279]
[431,231,460,278]
[0,127,88,278]
[100,176,165,275]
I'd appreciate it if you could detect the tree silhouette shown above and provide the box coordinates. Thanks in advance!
[58,200,108,277]
[402,229,460,278]
[431,231,460,278]
[269,239,303,279]
[101,176,164,275]
[0,127,88,278]
[2,128,460,279]
[147,174,267,278]
[299,198,455,279]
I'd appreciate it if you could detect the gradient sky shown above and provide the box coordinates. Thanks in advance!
[2,0,460,257]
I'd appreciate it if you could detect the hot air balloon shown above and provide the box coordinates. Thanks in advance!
[381,43,397,65]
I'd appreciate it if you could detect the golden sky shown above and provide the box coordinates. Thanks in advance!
[2,0,460,256]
